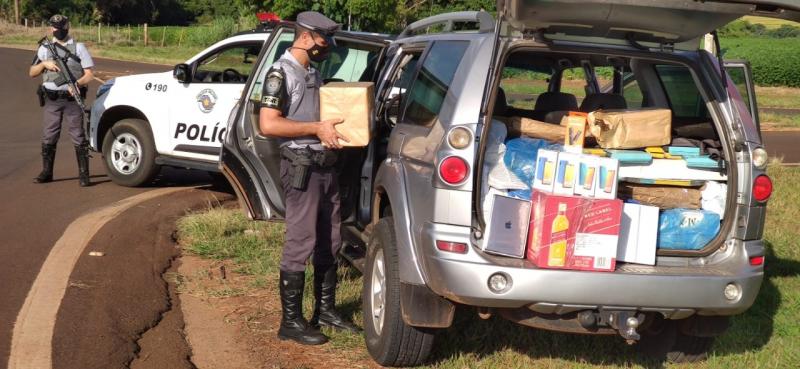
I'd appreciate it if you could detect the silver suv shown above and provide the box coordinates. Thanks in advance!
[223,1,796,366]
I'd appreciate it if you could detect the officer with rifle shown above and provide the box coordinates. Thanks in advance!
[258,11,359,346]
[29,14,94,187]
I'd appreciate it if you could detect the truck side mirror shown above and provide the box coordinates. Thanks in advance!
[173,63,192,84]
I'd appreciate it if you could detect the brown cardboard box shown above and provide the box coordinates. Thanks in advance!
[496,116,565,142]
[588,108,671,149]
[320,82,374,147]
[618,182,702,209]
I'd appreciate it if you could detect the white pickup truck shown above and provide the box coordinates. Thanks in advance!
[89,28,271,186]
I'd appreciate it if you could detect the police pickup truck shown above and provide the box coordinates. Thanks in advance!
[88,27,272,186]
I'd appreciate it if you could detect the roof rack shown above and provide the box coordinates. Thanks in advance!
[399,11,494,38]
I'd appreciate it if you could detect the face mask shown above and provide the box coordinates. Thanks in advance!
[54,29,68,41]
[304,39,330,63]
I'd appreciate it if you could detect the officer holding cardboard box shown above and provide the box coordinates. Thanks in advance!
[258,11,358,346]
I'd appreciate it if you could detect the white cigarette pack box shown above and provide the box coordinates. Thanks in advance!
[533,149,559,193]
[574,155,599,198]
[553,152,580,195]
[617,203,659,265]
[594,157,620,199]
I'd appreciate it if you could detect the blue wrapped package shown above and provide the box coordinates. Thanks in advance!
[503,137,560,186]
[657,209,721,250]
[508,189,531,200]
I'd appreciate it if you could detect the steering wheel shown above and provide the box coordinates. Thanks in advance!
[222,68,243,83]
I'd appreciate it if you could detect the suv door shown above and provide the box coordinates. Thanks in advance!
[499,0,799,47]
[221,25,388,220]
[169,41,263,160]
[724,60,760,133]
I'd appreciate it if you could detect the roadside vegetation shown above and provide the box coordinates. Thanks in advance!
[176,164,800,369]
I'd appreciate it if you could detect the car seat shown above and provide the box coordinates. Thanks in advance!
[580,93,628,112]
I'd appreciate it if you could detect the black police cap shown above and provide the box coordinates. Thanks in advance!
[296,11,340,46]
[48,14,69,29]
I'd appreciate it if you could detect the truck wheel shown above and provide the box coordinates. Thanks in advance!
[637,317,715,363]
[363,217,435,367]
[102,119,159,187]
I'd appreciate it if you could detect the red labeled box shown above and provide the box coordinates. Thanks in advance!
[527,190,622,271]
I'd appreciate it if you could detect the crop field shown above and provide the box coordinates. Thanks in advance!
[720,37,800,88]
[742,16,800,29]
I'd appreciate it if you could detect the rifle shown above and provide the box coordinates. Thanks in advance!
[37,36,89,133]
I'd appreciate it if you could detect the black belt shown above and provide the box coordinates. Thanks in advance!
[44,89,75,101]
[280,146,338,168]
[44,87,87,101]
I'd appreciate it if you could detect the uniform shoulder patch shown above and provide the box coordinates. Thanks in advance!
[261,67,287,110]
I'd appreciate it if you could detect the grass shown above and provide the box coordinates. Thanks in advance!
[761,112,800,129]
[176,164,800,368]
[0,20,234,65]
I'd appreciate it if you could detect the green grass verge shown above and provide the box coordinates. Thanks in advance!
[176,165,799,368]
[761,112,800,129]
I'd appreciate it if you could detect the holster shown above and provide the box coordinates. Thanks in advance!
[280,146,339,191]
[281,146,314,191]
[36,85,46,107]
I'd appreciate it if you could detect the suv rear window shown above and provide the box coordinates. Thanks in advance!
[402,41,469,127]
[655,65,710,119]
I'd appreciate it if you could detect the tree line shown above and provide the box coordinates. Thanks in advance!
[0,0,495,32]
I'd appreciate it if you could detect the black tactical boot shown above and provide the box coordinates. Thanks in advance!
[310,264,361,332]
[75,143,90,187]
[278,270,328,345]
[34,143,56,183]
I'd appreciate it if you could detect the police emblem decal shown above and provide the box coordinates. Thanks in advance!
[196,88,218,113]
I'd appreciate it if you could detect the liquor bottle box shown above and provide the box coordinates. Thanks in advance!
[527,190,622,272]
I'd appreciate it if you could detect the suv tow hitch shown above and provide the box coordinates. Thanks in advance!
[578,310,644,344]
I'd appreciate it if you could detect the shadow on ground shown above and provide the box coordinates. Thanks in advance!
[419,245,799,368]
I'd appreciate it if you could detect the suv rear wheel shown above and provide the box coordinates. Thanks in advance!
[637,317,715,363]
[102,119,159,187]
[363,217,435,367]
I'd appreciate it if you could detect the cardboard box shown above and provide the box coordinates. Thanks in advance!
[587,108,671,149]
[554,152,580,196]
[618,182,702,209]
[617,203,659,265]
[320,82,374,147]
[574,155,599,198]
[595,157,620,199]
[482,195,531,258]
[498,116,566,142]
[527,190,622,271]
[533,149,559,193]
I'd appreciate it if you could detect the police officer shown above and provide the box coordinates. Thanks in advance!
[258,11,359,345]
[29,14,94,186]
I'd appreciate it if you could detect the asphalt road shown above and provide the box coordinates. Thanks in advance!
[0,46,215,369]
[763,131,800,164]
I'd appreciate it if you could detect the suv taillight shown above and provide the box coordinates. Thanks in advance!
[436,240,467,254]
[439,156,469,185]
[753,175,773,202]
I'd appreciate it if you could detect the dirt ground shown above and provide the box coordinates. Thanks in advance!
[176,255,380,369]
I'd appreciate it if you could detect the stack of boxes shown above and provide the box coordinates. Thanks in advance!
[483,112,665,271]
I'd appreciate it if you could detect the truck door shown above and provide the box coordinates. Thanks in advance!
[221,26,388,220]
[169,41,262,161]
